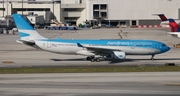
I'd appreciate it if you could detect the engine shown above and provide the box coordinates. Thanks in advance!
[111,51,126,59]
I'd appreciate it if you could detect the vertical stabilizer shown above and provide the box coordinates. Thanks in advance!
[13,14,47,40]
[168,18,180,32]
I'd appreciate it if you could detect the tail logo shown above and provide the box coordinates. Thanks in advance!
[19,32,30,37]
[168,19,179,32]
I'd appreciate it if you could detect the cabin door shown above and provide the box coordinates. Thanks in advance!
[47,42,51,48]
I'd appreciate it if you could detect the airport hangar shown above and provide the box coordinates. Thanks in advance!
[1,0,180,27]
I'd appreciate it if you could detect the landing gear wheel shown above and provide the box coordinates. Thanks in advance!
[151,55,155,61]
[151,58,154,61]
[95,58,100,62]
[86,57,91,60]
[91,59,95,62]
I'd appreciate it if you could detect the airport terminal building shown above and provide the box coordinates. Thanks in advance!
[1,0,180,27]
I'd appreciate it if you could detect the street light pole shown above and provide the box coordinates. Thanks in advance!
[52,0,54,21]
[22,0,23,16]
[3,0,4,17]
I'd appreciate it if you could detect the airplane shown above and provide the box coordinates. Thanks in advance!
[13,14,170,62]
[154,14,180,26]
[153,14,180,38]
[167,18,180,38]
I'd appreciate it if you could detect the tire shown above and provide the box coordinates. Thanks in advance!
[86,57,91,60]
[151,58,154,61]
[95,58,100,62]
[91,59,95,62]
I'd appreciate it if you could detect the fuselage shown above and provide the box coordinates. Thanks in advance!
[33,39,170,56]
[168,32,180,38]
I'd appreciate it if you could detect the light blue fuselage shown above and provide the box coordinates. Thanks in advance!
[35,39,170,55]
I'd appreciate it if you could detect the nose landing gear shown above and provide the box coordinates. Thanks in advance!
[151,55,155,60]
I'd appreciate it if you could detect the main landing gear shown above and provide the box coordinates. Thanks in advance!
[151,55,155,61]
[86,56,100,62]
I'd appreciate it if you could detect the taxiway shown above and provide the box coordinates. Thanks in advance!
[0,28,180,67]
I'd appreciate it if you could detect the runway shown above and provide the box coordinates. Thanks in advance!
[0,72,180,96]
[0,28,180,67]
[0,48,180,68]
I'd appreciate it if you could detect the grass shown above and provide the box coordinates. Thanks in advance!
[0,66,180,74]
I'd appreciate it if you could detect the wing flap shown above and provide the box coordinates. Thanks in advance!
[77,43,121,55]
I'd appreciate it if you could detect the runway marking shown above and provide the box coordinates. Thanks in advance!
[62,64,66,66]
[25,48,36,50]
[2,61,15,64]
[136,64,142,66]
[22,66,32,68]
[165,83,180,86]
[87,64,91,66]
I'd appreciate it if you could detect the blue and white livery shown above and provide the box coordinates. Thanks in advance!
[13,14,170,62]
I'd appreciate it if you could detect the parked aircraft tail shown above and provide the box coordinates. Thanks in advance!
[13,14,47,40]
[157,14,168,21]
[168,18,180,32]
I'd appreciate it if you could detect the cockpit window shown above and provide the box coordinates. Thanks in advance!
[162,44,166,46]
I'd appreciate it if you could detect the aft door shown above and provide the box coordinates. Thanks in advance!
[47,42,51,48]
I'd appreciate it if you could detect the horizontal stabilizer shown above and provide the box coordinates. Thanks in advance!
[16,39,35,45]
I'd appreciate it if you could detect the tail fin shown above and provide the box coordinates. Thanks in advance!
[168,18,180,32]
[13,14,47,40]
[158,14,168,21]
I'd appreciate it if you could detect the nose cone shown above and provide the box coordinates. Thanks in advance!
[161,46,170,53]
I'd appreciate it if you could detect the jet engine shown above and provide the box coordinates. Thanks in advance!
[111,51,126,59]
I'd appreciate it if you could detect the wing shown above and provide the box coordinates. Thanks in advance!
[77,43,121,56]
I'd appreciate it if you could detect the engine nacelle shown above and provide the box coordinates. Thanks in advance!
[111,51,126,59]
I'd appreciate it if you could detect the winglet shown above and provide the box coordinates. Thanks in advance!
[77,43,83,47]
